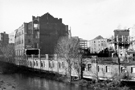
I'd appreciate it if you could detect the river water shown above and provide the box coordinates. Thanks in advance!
[0,62,88,90]
[0,73,88,90]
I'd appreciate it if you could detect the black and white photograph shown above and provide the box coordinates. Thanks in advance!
[0,0,135,90]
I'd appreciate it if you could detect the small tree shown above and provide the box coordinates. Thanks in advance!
[55,36,81,82]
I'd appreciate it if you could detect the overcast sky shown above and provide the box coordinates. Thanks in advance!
[1,0,135,40]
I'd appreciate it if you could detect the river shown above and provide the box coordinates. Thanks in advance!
[0,61,88,90]
[0,73,88,90]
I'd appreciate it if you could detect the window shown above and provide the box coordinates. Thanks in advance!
[41,62,43,67]
[36,61,38,66]
[30,62,32,67]
[106,66,111,73]
[44,62,45,67]
[34,24,39,29]
[98,66,99,72]
[121,67,126,73]
[131,67,135,73]
[88,64,91,71]
[49,61,51,68]
[52,62,54,68]
[35,31,39,38]
[106,66,108,72]
[34,61,35,66]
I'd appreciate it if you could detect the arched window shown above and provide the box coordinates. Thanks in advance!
[30,62,32,67]
[41,61,43,67]
[36,61,38,66]
[34,61,35,66]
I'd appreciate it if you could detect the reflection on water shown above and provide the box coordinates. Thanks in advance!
[0,73,87,90]
[0,62,87,90]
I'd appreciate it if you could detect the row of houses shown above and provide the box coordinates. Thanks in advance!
[0,13,135,63]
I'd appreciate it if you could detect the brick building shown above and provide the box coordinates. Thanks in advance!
[0,32,9,46]
[15,23,30,57]
[32,13,69,54]
[15,12,69,58]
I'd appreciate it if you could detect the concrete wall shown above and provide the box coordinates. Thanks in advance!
[25,55,78,77]
[83,62,124,80]
[126,65,135,79]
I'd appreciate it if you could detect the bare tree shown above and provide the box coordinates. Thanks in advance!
[55,36,81,82]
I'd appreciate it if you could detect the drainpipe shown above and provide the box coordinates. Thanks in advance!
[32,54,34,69]
[80,55,83,79]
[39,49,41,72]
[95,56,98,82]
[118,57,121,76]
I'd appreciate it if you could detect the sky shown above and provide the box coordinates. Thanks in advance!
[1,0,135,40]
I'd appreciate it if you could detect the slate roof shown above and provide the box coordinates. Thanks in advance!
[94,35,104,40]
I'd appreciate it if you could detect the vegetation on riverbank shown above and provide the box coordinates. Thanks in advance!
[71,79,132,90]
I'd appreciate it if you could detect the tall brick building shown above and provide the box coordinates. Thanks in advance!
[32,13,69,54]
[15,12,69,57]
[15,23,30,57]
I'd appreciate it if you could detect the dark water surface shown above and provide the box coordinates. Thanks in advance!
[0,73,88,90]
[0,61,88,90]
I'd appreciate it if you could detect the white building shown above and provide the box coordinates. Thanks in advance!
[129,36,135,51]
[89,35,109,53]
[9,31,15,43]
[79,38,88,49]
